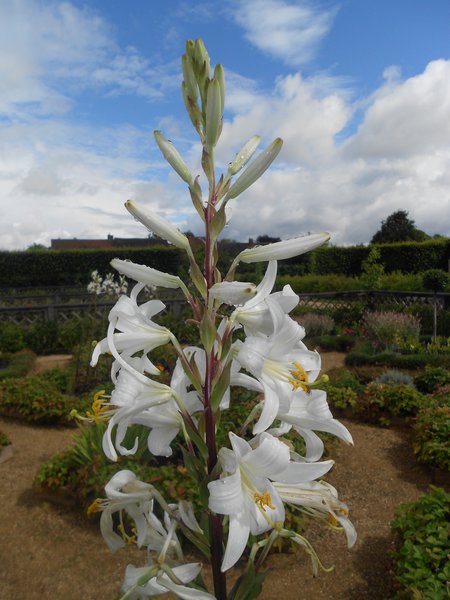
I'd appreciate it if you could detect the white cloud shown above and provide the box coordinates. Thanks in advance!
[230,0,338,66]
[203,58,450,246]
[0,0,176,120]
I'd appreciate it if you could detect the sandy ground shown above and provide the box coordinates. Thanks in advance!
[0,353,444,599]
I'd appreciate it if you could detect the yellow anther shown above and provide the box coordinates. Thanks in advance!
[288,362,309,392]
[254,492,276,512]
[156,364,165,372]
[87,498,103,516]
[86,390,108,424]
[327,514,339,527]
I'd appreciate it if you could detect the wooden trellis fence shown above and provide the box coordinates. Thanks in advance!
[0,289,448,326]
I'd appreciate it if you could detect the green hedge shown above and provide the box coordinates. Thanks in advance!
[0,246,183,287]
[308,239,450,276]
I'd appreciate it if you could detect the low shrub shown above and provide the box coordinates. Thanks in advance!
[390,486,450,599]
[0,322,25,353]
[40,367,74,394]
[23,321,60,355]
[322,384,358,412]
[356,383,428,424]
[374,370,415,388]
[415,366,450,393]
[363,311,421,351]
[411,404,450,471]
[0,349,36,380]
[325,368,364,394]
[308,334,354,352]
[298,313,335,337]
[0,375,90,425]
[345,350,450,370]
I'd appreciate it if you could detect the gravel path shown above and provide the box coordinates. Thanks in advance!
[0,353,441,599]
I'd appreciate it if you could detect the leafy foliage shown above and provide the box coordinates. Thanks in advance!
[390,487,450,599]
[374,370,415,387]
[412,404,450,471]
[363,311,421,351]
[0,349,36,380]
[0,374,89,425]
[298,313,335,337]
[356,383,429,424]
[414,366,450,393]
[422,269,450,293]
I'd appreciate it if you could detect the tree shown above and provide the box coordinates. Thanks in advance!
[371,210,429,244]
[255,234,281,244]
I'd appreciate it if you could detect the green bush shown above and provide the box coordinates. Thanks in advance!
[40,367,74,394]
[356,383,428,424]
[422,269,450,293]
[321,384,358,412]
[325,368,364,394]
[0,322,25,352]
[23,321,60,355]
[0,375,89,425]
[415,367,450,394]
[390,486,450,599]
[0,349,36,380]
[412,404,450,471]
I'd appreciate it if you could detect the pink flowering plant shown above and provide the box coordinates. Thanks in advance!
[86,39,355,600]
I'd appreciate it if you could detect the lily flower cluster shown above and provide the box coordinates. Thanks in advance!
[86,39,355,600]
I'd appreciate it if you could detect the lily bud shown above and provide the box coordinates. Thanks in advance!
[205,78,222,148]
[227,135,261,176]
[225,138,283,200]
[154,131,193,185]
[111,258,183,289]
[214,64,225,112]
[235,233,330,263]
[125,199,191,252]
[182,54,198,102]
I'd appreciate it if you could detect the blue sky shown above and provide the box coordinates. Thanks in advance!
[1,0,449,250]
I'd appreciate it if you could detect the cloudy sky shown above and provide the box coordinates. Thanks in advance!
[1,0,449,250]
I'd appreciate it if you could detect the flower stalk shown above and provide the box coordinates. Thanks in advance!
[86,38,354,600]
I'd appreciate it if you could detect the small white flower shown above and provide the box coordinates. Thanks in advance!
[111,258,186,291]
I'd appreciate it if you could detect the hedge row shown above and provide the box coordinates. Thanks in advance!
[1,239,449,287]
[312,239,450,276]
[0,246,183,287]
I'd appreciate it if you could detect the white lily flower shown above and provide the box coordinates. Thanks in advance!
[209,280,257,306]
[126,199,192,252]
[233,232,330,264]
[231,261,299,335]
[273,480,357,548]
[275,389,353,461]
[87,470,154,552]
[91,283,173,384]
[208,432,333,571]
[111,258,186,290]
[103,357,201,460]
[122,561,215,599]
[235,315,321,434]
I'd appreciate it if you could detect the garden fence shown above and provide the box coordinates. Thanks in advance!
[0,288,449,326]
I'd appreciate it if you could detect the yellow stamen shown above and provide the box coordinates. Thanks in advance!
[254,492,276,512]
[86,390,108,424]
[87,498,103,516]
[288,362,309,392]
